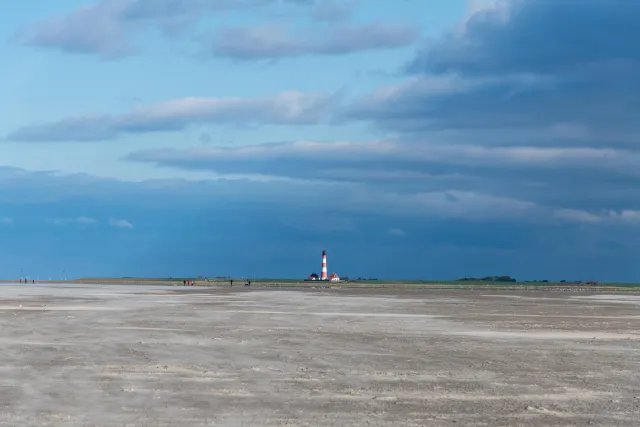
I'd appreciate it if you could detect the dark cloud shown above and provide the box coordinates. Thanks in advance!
[121,0,640,238]
[343,0,640,134]
[346,67,640,136]
[333,0,640,231]
[124,139,640,220]
[407,0,640,76]
[8,0,640,281]
[3,165,640,281]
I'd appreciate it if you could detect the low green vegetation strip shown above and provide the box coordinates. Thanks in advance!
[63,277,640,291]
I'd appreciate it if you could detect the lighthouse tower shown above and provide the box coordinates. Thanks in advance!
[321,250,328,280]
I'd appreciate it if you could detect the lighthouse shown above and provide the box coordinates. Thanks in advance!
[305,249,339,282]
[321,250,328,280]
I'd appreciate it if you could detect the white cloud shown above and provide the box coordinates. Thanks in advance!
[608,210,640,224]
[388,228,405,237]
[554,209,640,225]
[553,209,602,224]
[312,0,356,22]
[20,1,135,58]
[126,139,640,181]
[18,0,319,58]
[286,188,540,222]
[8,91,336,142]
[46,216,98,227]
[211,22,421,60]
[464,0,510,20]
[109,218,134,229]
[283,213,356,232]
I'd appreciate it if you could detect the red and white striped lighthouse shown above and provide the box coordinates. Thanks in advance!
[321,250,328,280]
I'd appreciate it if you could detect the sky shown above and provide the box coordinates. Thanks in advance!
[1,0,639,282]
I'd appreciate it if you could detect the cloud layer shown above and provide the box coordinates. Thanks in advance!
[7,91,336,142]
[109,218,134,229]
[46,216,98,227]
[18,0,262,57]
[2,165,640,281]
[5,0,640,281]
[126,138,640,222]
[211,22,420,60]
[18,0,413,59]
[323,0,640,231]
[121,0,640,234]
[347,0,640,136]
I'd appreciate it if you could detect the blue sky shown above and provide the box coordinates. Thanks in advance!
[1,0,639,281]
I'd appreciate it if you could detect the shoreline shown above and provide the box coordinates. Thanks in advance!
[2,279,639,292]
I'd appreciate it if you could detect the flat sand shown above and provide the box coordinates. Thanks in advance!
[0,284,638,426]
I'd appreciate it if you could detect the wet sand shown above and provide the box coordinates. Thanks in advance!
[0,284,638,426]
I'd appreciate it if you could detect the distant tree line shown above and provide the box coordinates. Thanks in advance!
[522,279,599,285]
[456,276,600,285]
